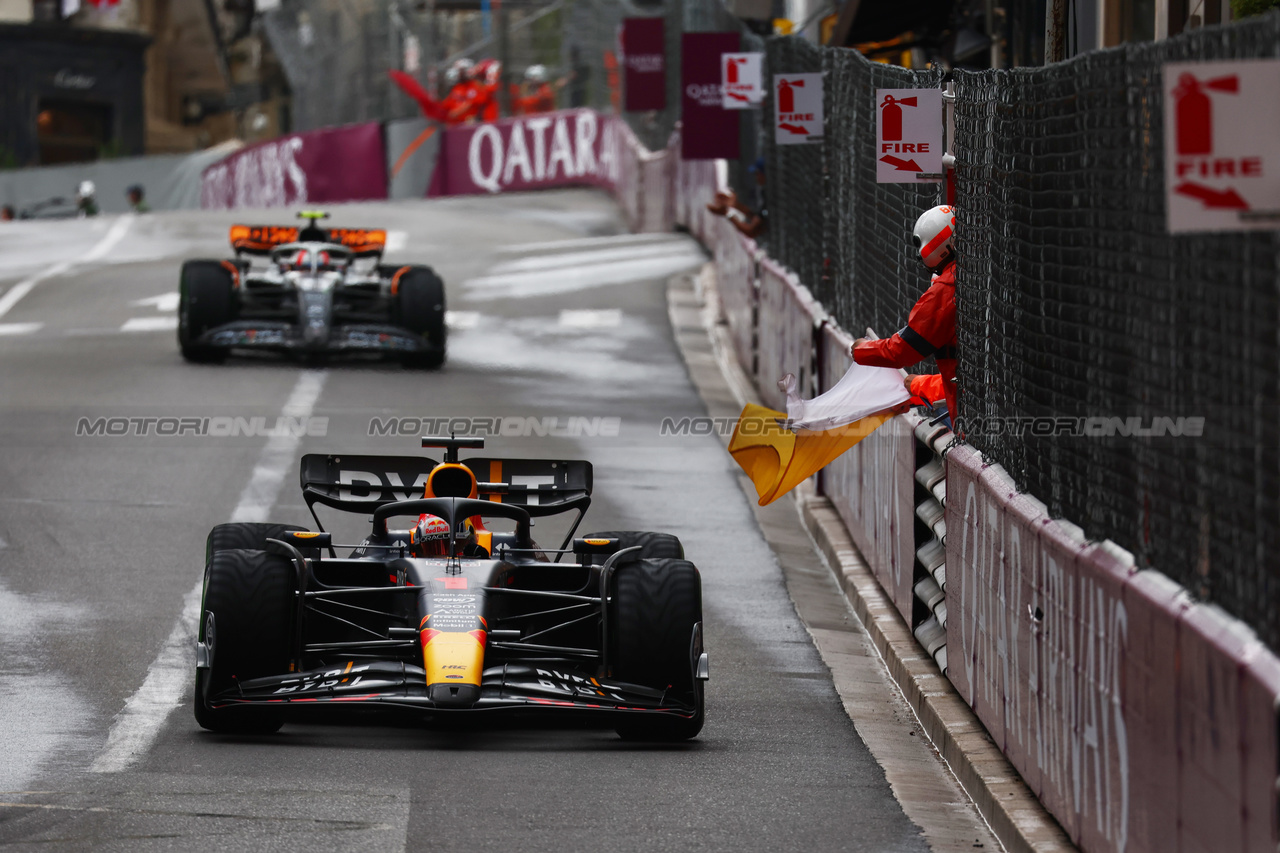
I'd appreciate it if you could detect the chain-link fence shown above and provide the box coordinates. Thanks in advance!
[951,13,1280,645]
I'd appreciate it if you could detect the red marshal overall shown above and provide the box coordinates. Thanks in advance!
[852,261,957,418]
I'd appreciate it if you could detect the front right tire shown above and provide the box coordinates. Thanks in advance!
[194,548,296,734]
[178,260,236,363]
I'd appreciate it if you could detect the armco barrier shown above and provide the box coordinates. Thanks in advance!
[754,257,824,413]
[385,117,440,201]
[712,218,758,377]
[949,444,1131,849]
[201,123,387,210]
[816,322,920,622]
[944,441,1280,853]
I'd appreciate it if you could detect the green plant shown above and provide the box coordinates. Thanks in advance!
[96,138,125,160]
[1230,0,1280,17]
[0,144,18,170]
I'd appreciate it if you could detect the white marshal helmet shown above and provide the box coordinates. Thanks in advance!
[912,204,956,270]
[445,57,475,87]
[77,180,96,199]
[524,64,547,83]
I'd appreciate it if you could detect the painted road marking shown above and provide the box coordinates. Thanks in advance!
[0,323,43,336]
[130,293,180,312]
[120,316,179,333]
[466,235,706,300]
[445,310,480,329]
[89,370,328,774]
[0,215,135,321]
[559,309,622,328]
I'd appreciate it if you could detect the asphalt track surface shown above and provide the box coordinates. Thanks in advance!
[0,191,964,851]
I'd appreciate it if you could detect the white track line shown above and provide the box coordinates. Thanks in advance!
[89,370,328,774]
[0,323,43,336]
[130,293,180,312]
[120,316,179,333]
[559,309,621,329]
[445,310,480,329]
[0,215,134,321]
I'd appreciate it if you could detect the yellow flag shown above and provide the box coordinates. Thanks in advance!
[728,403,894,506]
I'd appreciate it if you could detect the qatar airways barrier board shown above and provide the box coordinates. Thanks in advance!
[426,109,622,197]
[621,18,666,112]
[681,32,740,160]
[201,123,388,209]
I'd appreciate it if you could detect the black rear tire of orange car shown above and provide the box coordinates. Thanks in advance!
[178,260,235,363]
[394,266,446,369]
[584,530,685,561]
[609,557,704,741]
[194,548,296,734]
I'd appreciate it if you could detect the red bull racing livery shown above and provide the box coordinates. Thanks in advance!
[193,436,707,740]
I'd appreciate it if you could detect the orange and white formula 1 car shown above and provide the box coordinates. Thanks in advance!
[178,211,445,367]
[193,436,707,740]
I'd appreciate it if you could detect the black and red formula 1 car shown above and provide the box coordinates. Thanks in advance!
[193,436,707,740]
[178,211,445,367]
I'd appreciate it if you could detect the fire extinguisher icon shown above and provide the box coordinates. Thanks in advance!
[880,94,917,142]
[778,78,803,113]
[726,58,741,84]
[1172,72,1238,156]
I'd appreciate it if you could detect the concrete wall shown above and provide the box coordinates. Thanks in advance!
[0,141,239,214]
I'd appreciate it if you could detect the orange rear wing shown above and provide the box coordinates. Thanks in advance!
[229,224,299,252]
[327,228,387,255]
[229,225,387,255]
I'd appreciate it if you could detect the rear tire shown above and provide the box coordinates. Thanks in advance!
[194,549,296,734]
[585,530,684,561]
[178,260,236,363]
[609,557,704,741]
[393,266,446,369]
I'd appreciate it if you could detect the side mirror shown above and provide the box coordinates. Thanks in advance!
[275,530,332,550]
[572,537,620,563]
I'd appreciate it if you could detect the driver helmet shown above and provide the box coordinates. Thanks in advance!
[912,205,956,270]
[410,513,452,557]
[524,64,547,83]
[290,249,331,270]
[409,514,478,557]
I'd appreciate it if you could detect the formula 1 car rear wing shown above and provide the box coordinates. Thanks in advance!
[298,453,593,518]
[229,225,387,256]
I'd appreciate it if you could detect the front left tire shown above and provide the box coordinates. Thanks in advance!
[609,557,705,741]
